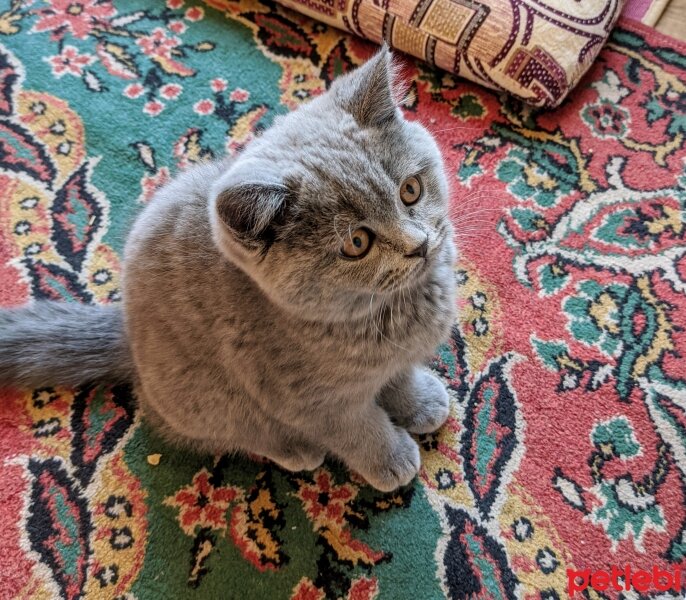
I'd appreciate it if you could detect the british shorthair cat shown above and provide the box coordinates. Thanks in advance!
[0,47,457,491]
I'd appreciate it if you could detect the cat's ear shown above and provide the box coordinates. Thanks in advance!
[213,159,289,252]
[334,44,399,127]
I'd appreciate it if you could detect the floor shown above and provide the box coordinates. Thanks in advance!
[656,0,686,40]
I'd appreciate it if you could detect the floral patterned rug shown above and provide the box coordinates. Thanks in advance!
[0,0,685,596]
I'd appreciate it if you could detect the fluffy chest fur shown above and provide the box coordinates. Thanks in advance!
[124,177,456,413]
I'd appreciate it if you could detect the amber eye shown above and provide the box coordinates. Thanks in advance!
[341,227,373,259]
[400,175,422,205]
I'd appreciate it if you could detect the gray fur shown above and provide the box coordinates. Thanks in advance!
[0,48,457,491]
[0,302,133,387]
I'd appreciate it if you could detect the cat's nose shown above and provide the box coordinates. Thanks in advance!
[405,237,428,259]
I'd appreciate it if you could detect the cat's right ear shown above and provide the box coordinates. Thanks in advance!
[211,159,289,254]
[333,44,400,128]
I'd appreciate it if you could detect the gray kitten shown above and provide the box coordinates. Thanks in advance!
[0,48,456,491]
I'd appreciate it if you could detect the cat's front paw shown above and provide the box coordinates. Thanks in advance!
[359,428,420,492]
[268,444,326,472]
[381,369,450,435]
[402,370,450,434]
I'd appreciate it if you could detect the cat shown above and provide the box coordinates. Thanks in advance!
[0,47,457,492]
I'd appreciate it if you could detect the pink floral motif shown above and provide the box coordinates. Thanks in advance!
[163,469,242,535]
[32,0,116,40]
[290,576,379,600]
[166,0,183,8]
[291,578,326,600]
[44,45,94,77]
[184,6,204,21]
[168,20,186,34]
[230,88,250,103]
[123,83,145,99]
[210,78,227,93]
[295,469,357,531]
[193,99,214,115]
[160,83,182,100]
[347,576,379,600]
[143,100,165,116]
[136,27,180,60]
[138,167,171,203]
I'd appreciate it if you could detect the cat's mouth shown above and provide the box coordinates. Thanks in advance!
[377,230,448,294]
[408,256,429,278]
[396,246,435,288]
[408,230,449,277]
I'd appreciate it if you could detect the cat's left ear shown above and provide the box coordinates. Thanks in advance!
[211,159,289,255]
[333,44,400,128]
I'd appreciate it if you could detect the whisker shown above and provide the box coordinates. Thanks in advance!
[453,229,494,237]
[451,211,502,219]
[453,210,500,219]
[332,214,346,244]
[450,211,502,221]
[450,207,503,216]
[390,299,395,333]
[456,187,504,196]
[454,224,494,231]
[422,123,487,134]
[455,233,491,240]
[452,190,506,205]
[451,205,502,214]
[456,186,504,195]
[452,196,504,207]
[452,220,499,229]
[435,126,486,134]
[369,293,410,352]
[455,232,492,239]
[455,225,494,233]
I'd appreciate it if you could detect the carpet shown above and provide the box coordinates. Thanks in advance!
[0,0,685,597]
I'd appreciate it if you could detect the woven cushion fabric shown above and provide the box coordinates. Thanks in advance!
[273,0,626,107]
[623,0,671,24]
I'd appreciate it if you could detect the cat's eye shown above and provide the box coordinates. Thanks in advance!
[400,175,422,205]
[341,227,373,259]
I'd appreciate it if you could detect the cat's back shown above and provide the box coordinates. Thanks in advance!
[122,159,254,351]
[124,159,227,267]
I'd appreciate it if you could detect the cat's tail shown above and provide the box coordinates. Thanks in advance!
[0,301,135,388]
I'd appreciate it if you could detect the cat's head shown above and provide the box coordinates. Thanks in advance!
[209,47,453,321]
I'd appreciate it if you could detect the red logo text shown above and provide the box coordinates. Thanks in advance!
[567,565,683,596]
